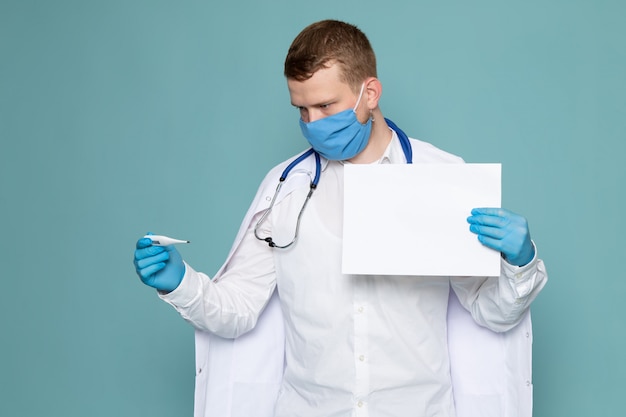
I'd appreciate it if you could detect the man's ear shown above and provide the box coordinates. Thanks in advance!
[365,77,382,110]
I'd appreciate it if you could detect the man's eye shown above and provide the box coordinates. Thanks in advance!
[319,104,330,109]
[296,107,307,119]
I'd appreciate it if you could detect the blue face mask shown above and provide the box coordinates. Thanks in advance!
[299,83,372,161]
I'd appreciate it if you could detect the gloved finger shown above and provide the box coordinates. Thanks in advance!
[161,245,183,263]
[467,214,508,229]
[470,207,509,217]
[475,234,504,252]
[138,262,167,281]
[135,249,170,270]
[134,244,166,261]
[136,237,154,249]
[469,224,506,240]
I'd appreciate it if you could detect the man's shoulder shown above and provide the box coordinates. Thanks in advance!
[409,138,465,164]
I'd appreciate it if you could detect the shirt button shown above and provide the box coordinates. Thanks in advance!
[359,355,365,362]
[357,306,364,313]
[357,401,364,407]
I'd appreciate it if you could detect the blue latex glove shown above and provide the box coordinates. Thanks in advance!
[133,235,185,292]
[467,208,535,267]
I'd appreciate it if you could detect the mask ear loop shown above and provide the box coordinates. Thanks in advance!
[352,82,366,112]
[354,82,375,123]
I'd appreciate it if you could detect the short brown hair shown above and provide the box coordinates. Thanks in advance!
[284,20,377,90]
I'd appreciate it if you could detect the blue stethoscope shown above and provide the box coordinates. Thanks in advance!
[254,118,412,249]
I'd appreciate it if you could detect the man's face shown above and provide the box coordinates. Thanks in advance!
[287,63,367,124]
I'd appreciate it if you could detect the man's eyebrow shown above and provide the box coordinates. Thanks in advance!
[291,98,335,108]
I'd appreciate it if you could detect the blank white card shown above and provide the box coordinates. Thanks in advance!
[342,163,501,277]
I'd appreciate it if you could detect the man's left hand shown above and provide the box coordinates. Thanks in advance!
[467,207,535,267]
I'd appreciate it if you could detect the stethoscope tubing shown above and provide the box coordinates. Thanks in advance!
[255,119,411,248]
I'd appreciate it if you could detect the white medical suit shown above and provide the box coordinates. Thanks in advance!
[160,129,548,417]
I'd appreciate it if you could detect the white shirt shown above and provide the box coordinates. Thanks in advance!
[162,131,546,417]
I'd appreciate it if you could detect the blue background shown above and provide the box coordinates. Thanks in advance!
[1,1,624,415]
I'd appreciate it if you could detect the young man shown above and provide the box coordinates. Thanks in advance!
[134,20,547,417]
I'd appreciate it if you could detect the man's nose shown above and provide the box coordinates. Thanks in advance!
[307,108,325,123]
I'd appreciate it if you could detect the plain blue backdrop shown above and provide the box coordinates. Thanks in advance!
[1,1,624,416]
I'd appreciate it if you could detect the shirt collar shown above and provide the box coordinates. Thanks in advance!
[380,128,404,164]
[334,127,404,168]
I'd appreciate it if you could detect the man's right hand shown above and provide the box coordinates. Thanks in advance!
[133,235,185,292]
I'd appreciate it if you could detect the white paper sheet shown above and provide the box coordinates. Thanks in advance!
[342,163,501,277]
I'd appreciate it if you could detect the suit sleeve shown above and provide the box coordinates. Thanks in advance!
[450,244,547,332]
[158,214,277,338]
